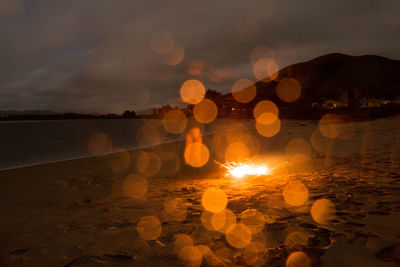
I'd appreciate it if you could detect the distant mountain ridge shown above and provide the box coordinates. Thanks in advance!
[250,53,400,107]
[0,110,59,116]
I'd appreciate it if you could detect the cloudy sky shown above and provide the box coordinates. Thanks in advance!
[0,0,399,113]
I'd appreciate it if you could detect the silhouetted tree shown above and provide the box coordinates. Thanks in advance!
[205,89,222,101]
[122,110,137,118]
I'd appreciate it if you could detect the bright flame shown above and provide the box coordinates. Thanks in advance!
[221,161,270,179]
[217,159,290,179]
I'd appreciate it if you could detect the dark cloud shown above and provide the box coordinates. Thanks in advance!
[0,0,399,113]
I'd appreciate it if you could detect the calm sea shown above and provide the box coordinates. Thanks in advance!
[0,119,249,170]
[0,119,146,170]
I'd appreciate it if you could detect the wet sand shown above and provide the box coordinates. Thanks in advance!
[0,118,400,266]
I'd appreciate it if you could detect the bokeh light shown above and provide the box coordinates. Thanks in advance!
[283,181,309,206]
[225,223,252,248]
[211,210,227,231]
[243,241,267,266]
[268,194,286,210]
[180,80,206,105]
[318,113,340,138]
[162,198,187,222]
[276,77,301,102]
[173,233,193,254]
[193,99,218,123]
[178,245,203,267]
[258,112,279,125]
[286,251,311,267]
[253,58,279,82]
[285,138,312,163]
[310,128,331,155]
[163,109,187,134]
[184,142,209,167]
[201,210,215,231]
[253,100,279,122]
[123,174,148,199]
[108,150,131,173]
[224,142,250,162]
[136,125,162,147]
[187,59,206,75]
[88,133,113,156]
[162,43,184,66]
[136,151,161,177]
[231,79,257,103]
[240,209,265,233]
[250,45,275,65]
[197,245,213,266]
[212,129,261,162]
[211,209,236,233]
[318,114,354,139]
[255,117,281,137]
[150,30,175,55]
[137,216,162,240]
[207,66,231,83]
[201,188,228,213]
[311,199,336,224]
[318,113,355,139]
[254,102,281,137]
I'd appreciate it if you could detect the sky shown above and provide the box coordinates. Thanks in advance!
[0,0,399,113]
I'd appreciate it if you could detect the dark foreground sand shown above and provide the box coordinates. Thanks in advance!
[0,118,400,266]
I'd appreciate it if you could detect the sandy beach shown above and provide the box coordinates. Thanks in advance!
[0,117,400,266]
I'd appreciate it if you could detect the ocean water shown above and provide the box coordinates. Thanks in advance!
[0,118,252,170]
[0,119,146,170]
[1,117,398,172]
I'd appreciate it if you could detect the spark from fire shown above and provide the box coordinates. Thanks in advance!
[217,160,290,179]
[220,161,271,178]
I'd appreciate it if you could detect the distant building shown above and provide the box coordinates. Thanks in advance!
[321,99,339,109]
[312,98,351,109]
[216,96,250,116]
[359,98,371,108]
[371,99,382,107]
[358,98,390,108]
[393,96,400,104]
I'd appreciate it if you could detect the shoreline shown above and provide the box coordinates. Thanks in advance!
[0,107,399,122]
[0,119,252,172]
[1,115,398,172]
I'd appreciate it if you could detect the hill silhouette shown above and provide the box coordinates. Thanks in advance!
[253,53,400,106]
[216,53,400,119]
